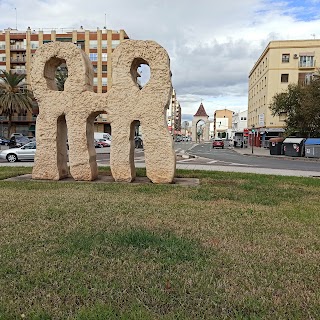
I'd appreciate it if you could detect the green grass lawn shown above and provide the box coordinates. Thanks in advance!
[0,167,320,319]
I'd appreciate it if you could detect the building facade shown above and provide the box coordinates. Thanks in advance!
[248,39,320,146]
[231,110,248,139]
[167,89,181,136]
[0,27,129,137]
[213,108,233,139]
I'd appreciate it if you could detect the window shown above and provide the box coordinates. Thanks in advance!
[0,54,6,62]
[299,55,314,67]
[102,65,107,73]
[0,41,5,49]
[282,54,290,63]
[281,74,289,83]
[102,53,107,61]
[93,77,98,86]
[112,40,120,49]
[89,53,98,61]
[30,41,39,49]
[76,41,85,50]
[102,40,107,49]
[102,78,108,86]
[89,40,97,49]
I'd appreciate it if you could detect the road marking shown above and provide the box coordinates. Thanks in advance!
[177,158,194,162]
[207,160,218,164]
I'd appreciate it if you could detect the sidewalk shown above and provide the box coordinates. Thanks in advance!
[232,146,320,162]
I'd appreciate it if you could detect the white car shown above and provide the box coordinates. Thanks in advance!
[0,141,36,162]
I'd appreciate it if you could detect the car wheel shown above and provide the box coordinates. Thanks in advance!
[222,146,224,149]
[7,153,18,162]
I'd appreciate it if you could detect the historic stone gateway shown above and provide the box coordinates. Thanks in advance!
[30,40,176,183]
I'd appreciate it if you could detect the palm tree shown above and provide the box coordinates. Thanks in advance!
[0,70,34,138]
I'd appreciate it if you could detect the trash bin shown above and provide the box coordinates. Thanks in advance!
[305,138,320,158]
[282,138,305,157]
[269,137,284,155]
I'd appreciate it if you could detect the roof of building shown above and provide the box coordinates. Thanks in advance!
[194,103,209,117]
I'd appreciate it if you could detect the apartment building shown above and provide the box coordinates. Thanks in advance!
[231,110,248,138]
[213,108,233,139]
[167,89,181,135]
[0,27,129,137]
[248,39,320,146]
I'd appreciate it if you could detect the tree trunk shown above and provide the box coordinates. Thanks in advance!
[7,114,12,139]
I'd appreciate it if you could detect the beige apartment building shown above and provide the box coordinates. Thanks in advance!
[248,39,320,146]
[0,27,129,137]
[213,108,233,139]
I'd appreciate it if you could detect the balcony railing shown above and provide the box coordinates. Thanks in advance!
[10,45,26,50]
[10,58,26,63]
[299,61,316,68]
[0,115,37,122]
[10,69,26,74]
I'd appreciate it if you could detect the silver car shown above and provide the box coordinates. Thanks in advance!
[0,141,36,162]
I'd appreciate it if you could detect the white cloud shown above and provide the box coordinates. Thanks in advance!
[1,0,320,120]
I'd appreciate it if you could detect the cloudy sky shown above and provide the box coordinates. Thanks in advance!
[1,0,320,122]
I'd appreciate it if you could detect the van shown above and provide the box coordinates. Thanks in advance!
[94,132,111,141]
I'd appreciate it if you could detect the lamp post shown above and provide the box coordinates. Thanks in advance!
[251,124,255,154]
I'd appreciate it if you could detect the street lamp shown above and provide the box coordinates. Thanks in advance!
[251,124,255,154]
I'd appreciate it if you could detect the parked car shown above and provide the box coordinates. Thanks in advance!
[134,136,143,148]
[10,133,25,138]
[8,136,30,148]
[0,136,10,145]
[97,138,111,147]
[0,141,36,162]
[212,138,224,149]
[94,139,102,148]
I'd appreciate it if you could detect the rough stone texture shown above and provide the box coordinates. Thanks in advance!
[30,40,176,183]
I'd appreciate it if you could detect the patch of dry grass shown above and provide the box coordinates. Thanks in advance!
[0,167,320,319]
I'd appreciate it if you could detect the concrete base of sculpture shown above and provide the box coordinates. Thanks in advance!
[30,41,176,183]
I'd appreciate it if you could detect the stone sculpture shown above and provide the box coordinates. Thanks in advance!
[30,40,176,183]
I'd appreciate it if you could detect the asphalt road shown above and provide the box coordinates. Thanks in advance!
[186,143,320,172]
[2,142,320,174]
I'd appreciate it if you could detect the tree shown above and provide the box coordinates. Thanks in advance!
[269,79,320,138]
[0,70,34,138]
[55,65,68,91]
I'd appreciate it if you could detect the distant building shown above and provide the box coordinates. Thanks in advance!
[167,89,181,135]
[0,27,129,136]
[213,109,233,139]
[192,102,210,142]
[248,39,320,146]
[231,110,248,139]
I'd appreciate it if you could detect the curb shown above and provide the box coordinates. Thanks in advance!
[235,150,320,162]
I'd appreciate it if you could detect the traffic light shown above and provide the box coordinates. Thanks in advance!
[251,128,255,133]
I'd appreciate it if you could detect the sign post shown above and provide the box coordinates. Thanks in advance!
[251,125,255,154]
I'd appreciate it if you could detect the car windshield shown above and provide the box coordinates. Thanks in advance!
[22,142,36,149]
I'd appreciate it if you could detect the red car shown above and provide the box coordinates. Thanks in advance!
[97,138,111,147]
[212,139,224,149]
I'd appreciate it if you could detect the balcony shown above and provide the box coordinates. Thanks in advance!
[299,61,316,69]
[10,58,26,64]
[0,115,37,122]
[10,45,26,51]
[10,69,26,75]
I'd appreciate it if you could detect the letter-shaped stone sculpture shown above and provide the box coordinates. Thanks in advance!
[30,40,176,183]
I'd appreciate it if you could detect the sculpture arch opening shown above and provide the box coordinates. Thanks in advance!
[44,57,68,91]
[130,58,150,89]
